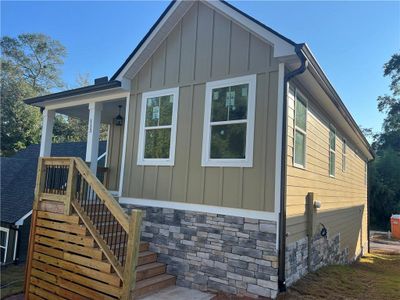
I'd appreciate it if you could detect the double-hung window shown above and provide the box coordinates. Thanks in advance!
[293,90,307,168]
[329,127,336,177]
[342,139,347,172]
[137,87,179,166]
[202,75,256,167]
[0,227,9,264]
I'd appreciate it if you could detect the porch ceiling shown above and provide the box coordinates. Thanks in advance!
[56,98,126,125]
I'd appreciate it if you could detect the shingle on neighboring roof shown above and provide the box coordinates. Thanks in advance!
[0,141,106,224]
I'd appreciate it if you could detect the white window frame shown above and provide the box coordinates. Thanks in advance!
[329,126,336,177]
[137,87,179,166]
[0,227,9,264]
[201,74,256,167]
[293,89,308,169]
[342,138,347,172]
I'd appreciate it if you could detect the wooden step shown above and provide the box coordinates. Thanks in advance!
[136,262,166,282]
[133,274,176,299]
[137,251,157,266]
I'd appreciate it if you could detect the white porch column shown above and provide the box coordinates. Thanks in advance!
[39,109,55,157]
[86,102,103,174]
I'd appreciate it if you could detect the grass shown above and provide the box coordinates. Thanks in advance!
[279,250,400,300]
[0,264,25,299]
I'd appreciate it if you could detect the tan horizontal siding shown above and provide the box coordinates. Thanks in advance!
[286,83,368,260]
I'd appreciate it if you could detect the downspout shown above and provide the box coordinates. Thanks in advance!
[278,43,308,292]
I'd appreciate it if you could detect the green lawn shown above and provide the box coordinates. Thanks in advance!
[279,251,400,299]
[0,264,25,299]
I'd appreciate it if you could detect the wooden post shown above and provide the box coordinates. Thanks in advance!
[65,159,77,215]
[33,158,45,210]
[24,209,38,299]
[306,192,315,271]
[121,210,142,300]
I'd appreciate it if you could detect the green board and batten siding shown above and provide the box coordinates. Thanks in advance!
[108,1,281,212]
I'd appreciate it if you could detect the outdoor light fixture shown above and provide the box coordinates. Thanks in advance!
[115,105,123,126]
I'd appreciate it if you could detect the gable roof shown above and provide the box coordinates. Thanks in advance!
[111,0,298,81]
[0,142,106,224]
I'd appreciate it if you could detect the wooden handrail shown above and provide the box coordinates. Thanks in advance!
[30,157,142,299]
[73,157,129,231]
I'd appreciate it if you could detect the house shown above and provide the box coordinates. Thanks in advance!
[23,0,374,298]
[0,142,106,265]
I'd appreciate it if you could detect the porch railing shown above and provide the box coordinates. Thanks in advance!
[27,157,142,299]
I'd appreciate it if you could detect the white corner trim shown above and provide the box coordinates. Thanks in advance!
[201,74,257,168]
[15,210,32,226]
[118,94,131,197]
[275,63,285,250]
[119,197,277,222]
[137,87,179,166]
[13,227,18,261]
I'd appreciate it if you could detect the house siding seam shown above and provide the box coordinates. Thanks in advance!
[122,204,279,298]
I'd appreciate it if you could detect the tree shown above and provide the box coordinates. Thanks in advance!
[1,34,66,156]
[369,52,400,230]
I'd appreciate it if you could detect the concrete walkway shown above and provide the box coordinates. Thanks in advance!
[141,286,214,300]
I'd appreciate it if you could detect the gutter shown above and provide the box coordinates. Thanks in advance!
[278,43,308,292]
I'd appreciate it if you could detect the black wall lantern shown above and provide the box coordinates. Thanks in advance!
[115,105,123,126]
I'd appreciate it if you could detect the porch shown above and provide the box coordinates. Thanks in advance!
[24,157,177,299]
[27,77,130,195]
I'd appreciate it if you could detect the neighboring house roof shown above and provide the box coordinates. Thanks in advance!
[0,142,106,224]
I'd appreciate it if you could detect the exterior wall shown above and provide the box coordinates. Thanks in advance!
[106,123,124,191]
[120,1,280,212]
[285,82,368,283]
[123,204,279,298]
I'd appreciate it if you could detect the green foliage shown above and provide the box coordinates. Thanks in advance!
[369,52,400,230]
[1,33,66,156]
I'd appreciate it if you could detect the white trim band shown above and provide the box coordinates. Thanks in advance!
[118,197,277,222]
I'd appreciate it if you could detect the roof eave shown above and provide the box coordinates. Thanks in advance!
[24,80,122,107]
[300,44,375,160]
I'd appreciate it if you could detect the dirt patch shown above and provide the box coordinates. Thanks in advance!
[0,264,25,299]
[278,250,400,300]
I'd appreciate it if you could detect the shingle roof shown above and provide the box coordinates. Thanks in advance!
[0,142,106,224]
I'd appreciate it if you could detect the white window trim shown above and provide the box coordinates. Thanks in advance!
[0,227,9,264]
[329,126,336,177]
[342,138,347,172]
[137,87,179,166]
[201,74,256,168]
[293,89,308,169]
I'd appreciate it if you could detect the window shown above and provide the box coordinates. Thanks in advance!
[342,139,347,172]
[329,127,336,177]
[202,75,256,167]
[137,87,179,165]
[0,227,9,264]
[293,91,307,168]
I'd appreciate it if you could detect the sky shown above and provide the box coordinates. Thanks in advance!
[1,1,399,133]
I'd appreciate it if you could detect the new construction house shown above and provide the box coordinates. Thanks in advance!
[23,0,374,299]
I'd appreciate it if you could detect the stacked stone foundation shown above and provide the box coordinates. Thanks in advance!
[123,204,279,298]
[285,233,349,286]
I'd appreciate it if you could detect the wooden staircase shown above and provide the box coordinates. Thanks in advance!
[24,157,175,300]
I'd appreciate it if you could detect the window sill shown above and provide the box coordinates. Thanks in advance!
[201,159,253,168]
[293,163,306,170]
[137,159,175,166]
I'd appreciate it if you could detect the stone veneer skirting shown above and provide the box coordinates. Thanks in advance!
[122,204,279,298]
[285,233,349,286]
